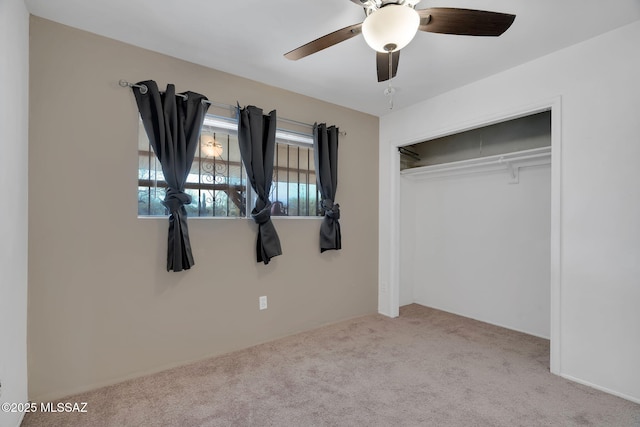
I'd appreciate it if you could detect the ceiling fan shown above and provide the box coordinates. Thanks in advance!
[284,0,516,83]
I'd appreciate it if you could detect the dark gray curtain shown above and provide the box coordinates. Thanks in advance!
[313,123,341,252]
[132,80,209,272]
[237,105,282,264]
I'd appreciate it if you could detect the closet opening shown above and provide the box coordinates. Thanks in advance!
[398,110,553,343]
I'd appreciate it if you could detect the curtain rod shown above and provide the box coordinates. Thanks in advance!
[119,80,346,136]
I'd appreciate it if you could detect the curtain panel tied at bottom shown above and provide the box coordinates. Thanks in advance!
[313,123,342,252]
[132,80,209,272]
[237,105,282,264]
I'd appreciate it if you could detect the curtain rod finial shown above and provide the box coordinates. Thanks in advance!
[119,79,148,94]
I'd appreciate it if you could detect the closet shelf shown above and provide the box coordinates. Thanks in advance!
[400,146,551,184]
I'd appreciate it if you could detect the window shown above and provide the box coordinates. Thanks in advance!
[138,114,322,218]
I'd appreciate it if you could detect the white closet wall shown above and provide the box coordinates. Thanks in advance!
[400,160,551,338]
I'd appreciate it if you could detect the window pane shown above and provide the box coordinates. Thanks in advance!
[137,114,318,217]
[138,187,150,216]
[138,150,150,181]
[183,189,200,217]
[148,187,167,216]
[199,190,215,217]
[226,134,246,217]
[299,171,308,216]
[288,182,299,216]
[269,143,320,217]
[288,146,299,184]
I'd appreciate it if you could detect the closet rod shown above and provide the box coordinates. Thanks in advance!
[119,80,346,136]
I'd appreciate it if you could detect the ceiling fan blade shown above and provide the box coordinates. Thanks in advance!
[376,50,400,82]
[418,8,515,36]
[284,23,363,60]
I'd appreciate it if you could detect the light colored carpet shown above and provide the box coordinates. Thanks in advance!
[22,304,640,426]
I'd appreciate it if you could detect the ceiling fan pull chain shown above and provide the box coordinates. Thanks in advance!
[385,49,395,109]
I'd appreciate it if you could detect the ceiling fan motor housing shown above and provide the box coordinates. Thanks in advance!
[362,4,420,52]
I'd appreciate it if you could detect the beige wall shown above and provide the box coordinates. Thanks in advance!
[28,17,379,401]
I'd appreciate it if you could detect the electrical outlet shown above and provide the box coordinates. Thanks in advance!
[259,296,268,310]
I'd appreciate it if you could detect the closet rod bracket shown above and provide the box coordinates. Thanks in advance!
[499,157,519,184]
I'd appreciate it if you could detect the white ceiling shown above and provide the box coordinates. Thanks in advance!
[24,0,640,117]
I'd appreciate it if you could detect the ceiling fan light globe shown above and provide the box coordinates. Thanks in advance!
[362,5,420,52]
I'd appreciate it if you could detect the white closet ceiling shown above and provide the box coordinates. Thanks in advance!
[24,0,640,116]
